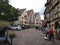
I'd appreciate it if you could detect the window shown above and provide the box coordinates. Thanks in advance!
[22,17,23,19]
[25,21,26,24]
[57,7,60,11]
[47,13,49,18]
[24,15,27,18]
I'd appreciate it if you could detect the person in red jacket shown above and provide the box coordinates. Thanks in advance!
[49,27,55,42]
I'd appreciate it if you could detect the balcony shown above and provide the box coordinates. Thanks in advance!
[49,13,60,22]
[45,18,50,23]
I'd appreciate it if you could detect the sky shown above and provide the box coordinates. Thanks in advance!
[9,0,47,20]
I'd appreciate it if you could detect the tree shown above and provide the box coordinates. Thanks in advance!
[0,0,18,21]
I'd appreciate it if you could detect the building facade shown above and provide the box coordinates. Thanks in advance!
[14,9,42,27]
[21,9,29,26]
[14,8,28,26]
[44,0,60,29]
[27,9,34,27]
[34,12,42,26]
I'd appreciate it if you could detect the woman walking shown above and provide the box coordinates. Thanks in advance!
[49,27,55,42]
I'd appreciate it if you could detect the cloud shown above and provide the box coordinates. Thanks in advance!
[40,7,46,15]
[9,0,47,20]
[41,15,44,20]
[9,0,46,11]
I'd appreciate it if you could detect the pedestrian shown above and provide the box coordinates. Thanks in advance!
[57,31,60,40]
[35,26,38,30]
[45,27,49,37]
[49,27,55,42]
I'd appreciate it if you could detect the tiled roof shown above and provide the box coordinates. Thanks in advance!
[19,8,26,15]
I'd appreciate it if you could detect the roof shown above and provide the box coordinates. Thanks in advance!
[34,12,39,17]
[18,8,26,15]
[27,9,33,15]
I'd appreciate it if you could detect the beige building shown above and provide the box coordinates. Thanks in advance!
[21,9,29,26]
[14,9,42,27]
[27,9,34,27]
[14,9,34,27]
[44,0,60,29]
[34,12,42,26]
[14,8,29,26]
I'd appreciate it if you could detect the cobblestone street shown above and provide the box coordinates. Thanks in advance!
[13,28,60,45]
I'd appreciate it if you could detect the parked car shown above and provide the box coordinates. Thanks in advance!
[25,26,30,29]
[21,25,30,30]
[0,27,7,37]
[9,25,21,30]
[0,37,6,41]
[0,27,11,45]
[21,25,26,30]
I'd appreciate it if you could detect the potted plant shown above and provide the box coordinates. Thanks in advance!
[9,33,16,45]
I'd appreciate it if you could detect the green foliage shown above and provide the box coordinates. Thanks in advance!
[0,0,18,21]
[9,33,16,38]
